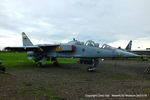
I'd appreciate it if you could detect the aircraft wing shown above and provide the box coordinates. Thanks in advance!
[39,44,75,51]
[5,46,40,52]
[38,44,59,48]
[4,45,60,52]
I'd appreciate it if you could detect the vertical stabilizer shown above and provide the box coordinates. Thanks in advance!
[22,32,33,46]
[125,40,132,51]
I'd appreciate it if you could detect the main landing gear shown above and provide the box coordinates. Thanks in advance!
[36,57,47,67]
[36,57,59,67]
[51,57,59,66]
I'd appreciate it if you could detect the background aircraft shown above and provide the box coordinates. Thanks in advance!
[5,32,140,72]
[125,40,150,59]
[118,40,132,51]
[125,40,132,51]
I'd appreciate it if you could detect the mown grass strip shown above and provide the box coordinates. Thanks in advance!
[0,52,77,67]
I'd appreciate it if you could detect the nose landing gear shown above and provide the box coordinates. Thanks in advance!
[87,58,99,72]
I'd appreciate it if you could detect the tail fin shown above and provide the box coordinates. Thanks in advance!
[125,40,132,51]
[22,32,33,46]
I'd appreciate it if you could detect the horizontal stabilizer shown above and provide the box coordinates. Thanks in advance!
[4,45,60,52]
[4,46,39,52]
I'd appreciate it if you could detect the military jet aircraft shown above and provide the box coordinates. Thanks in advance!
[125,40,150,59]
[118,40,132,51]
[125,40,132,51]
[5,32,140,72]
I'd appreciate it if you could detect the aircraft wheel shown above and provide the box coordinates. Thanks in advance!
[0,66,5,73]
[53,62,59,66]
[87,67,96,72]
[80,60,83,64]
[37,63,42,67]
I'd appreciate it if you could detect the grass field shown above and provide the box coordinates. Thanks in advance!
[0,52,77,67]
[0,53,150,100]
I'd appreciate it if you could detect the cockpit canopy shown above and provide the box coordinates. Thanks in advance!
[68,39,99,47]
[85,40,99,47]
[68,39,116,49]
[101,44,115,50]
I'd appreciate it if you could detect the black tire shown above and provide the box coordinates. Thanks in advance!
[0,66,5,73]
[87,67,96,72]
[80,60,83,64]
[37,63,42,67]
[53,62,59,66]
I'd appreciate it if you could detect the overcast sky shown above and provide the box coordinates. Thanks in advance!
[0,0,150,50]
